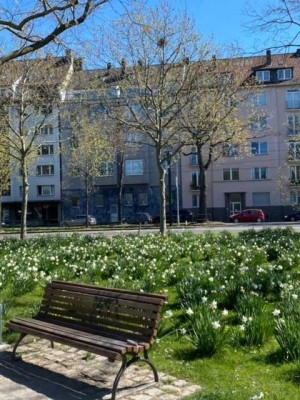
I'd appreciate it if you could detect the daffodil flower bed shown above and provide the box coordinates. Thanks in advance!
[1,228,300,399]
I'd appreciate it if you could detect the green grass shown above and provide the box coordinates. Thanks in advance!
[152,337,300,399]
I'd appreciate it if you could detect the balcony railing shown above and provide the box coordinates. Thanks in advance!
[289,179,300,185]
[288,151,300,161]
[287,128,300,136]
[190,182,200,190]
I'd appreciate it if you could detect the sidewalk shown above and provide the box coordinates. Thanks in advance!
[0,340,201,400]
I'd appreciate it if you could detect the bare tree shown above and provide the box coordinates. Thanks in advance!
[181,55,264,222]
[246,0,300,50]
[62,102,113,226]
[0,0,111,65]
[0,56,74,238]
[100,2,210,235]
[0,122,10,229]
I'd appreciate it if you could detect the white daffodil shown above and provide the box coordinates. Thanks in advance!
[186,307,194,316]
[212,321,221,329]
[272,309,281,317]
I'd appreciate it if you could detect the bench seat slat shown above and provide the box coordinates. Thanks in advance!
[9,318,149,358]
[36,315,155,345]
[9,320,122,360]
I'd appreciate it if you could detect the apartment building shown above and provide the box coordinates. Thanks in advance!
[0,53,77,226]
[181,50,300,222]
[2,50,300,225]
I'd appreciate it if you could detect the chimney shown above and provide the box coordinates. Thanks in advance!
[65,49,73,59]
[266,49,271,65]
[294,48,300,58]
[121,58,127,74]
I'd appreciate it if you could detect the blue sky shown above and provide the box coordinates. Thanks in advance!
[142,0,266,54]
[98,0,275,55]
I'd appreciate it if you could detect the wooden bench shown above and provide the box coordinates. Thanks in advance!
[8,280,167,400]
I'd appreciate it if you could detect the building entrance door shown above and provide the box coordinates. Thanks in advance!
[230,201,242,215]
[110,205,118,223]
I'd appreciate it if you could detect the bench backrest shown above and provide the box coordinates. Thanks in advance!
[37,281,167,345]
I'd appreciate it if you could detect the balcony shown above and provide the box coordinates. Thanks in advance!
[190,182,200,190]
[288,151,300,161]
[289,179,300,185]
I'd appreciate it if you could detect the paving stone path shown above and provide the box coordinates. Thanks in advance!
[0,340,201,400]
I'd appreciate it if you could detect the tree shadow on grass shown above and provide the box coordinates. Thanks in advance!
[173,346,217,362]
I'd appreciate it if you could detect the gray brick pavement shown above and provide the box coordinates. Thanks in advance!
[0,340,201,400]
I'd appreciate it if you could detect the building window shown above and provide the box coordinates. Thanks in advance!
[290,165,300,183]
[277,69,292,81]
[37,185,55,196]
[71,196,80,207]
[255,70,270,82]
[36,165,54,176]
[191,171,200,188]
[125,159,143,175]
[192,194,200,208]
[125,132,143,145]
[251,142,268,155]
[139,193,148,206]
[35,105,53,115]
[288,114,300,135]
[190,147,198,165]
[40,125,53,135]
[251,92,267,106]
[287,90,300,109]
[223,144,239,157]
[95,194,104,207]
[99,162,114,176]
[39,144,54,155]
[288,141,300,159]
[251,116,267,131]
[251,167,269,180]
[252,192,270,206]
[124,193,133,206]
[223,168,239,181]
[290,190,300,204]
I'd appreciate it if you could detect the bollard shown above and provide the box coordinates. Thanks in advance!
[0,303,2,344]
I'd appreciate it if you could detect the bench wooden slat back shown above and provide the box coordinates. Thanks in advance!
[37,281,167,345]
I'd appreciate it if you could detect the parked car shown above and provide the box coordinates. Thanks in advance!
[63,215,97,227]
[283,211,300,221]
[229,209,265,223]
[153,209,194,223]
[124,212,153,224]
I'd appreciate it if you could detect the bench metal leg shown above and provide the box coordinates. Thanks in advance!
[11,333,27,360]
[111,350,159,400]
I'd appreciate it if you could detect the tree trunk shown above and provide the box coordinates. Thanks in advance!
[117,154,124,224]
[197,146,209,222]
[0,187,2,230]
[84,173,89,228]
[20,161,28,239]
[159,165,167,235]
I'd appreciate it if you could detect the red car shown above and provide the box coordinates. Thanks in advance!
[229,209,265,223]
